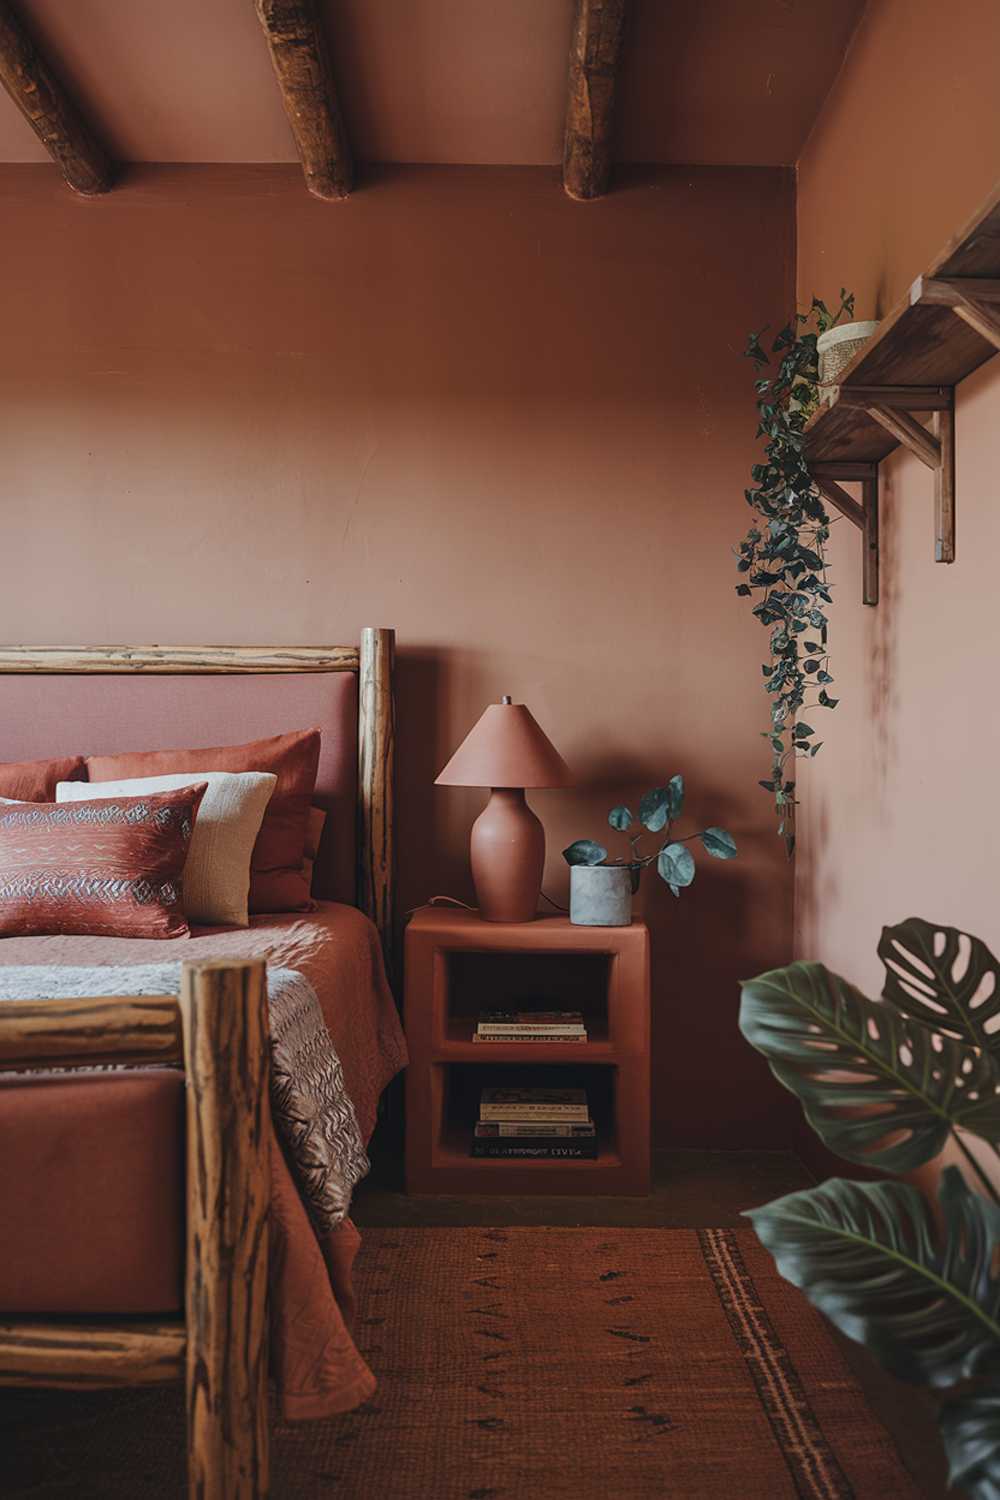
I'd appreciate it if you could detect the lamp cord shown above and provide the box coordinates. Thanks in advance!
[406,892,569,917]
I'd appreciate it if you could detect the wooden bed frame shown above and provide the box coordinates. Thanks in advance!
[0,629,397,971]
[0,631,397,1499]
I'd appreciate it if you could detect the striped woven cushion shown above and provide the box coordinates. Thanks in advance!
[0,785,206,938]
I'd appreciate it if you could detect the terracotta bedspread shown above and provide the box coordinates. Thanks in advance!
[0,902,408,1421]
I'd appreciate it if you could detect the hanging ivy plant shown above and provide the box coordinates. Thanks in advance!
[737,292,854,854]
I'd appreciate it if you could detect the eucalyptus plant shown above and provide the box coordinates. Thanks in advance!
[562,776,736,896]
[739,291,855,853]
[739,917,1000,1498]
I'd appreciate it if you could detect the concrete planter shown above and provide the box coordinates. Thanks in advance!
[569,864,633,926]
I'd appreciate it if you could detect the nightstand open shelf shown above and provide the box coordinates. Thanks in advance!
[404,909,650,1195]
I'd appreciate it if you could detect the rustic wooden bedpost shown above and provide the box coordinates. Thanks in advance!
[180,959,270,1500]
[358,626,396,981]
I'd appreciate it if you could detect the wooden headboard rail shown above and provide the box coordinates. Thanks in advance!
[0,630,397,973]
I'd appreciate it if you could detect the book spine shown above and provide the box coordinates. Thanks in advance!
[475,1122,595,1138]
[476,1025,587,1035]
[471,1141,599,1160]
[473,1034,586,1044]
[479,1014,585,1025]
[479,1107,591,1122]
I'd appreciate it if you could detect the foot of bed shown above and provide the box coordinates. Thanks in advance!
[181,959,271,1499]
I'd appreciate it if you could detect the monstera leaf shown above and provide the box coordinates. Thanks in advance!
[879,917,1000,1057]
[747,1169,1000,1389]
[739,961,1000,1172]
[939,1387,1000,1499]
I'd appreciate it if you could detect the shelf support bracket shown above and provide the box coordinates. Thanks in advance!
[810,461,879,606]
[912,275,1000,355]
[834,385,956,564]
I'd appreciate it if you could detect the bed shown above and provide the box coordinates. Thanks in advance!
[0,635,406,1497]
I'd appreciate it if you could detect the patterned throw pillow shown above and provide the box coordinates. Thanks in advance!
[0,785,207,939]
[58,771,277,928]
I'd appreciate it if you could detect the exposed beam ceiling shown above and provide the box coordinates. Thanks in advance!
[0,2,868,182]
[254,0,352,201]
[0,0,111,194]
[563,0,626,201]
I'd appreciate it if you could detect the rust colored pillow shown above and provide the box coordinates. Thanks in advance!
[0,756,86,801]
[86,729,321,913]
[0,785,206,939]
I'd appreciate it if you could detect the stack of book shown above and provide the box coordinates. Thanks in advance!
[472,1009,587,1044]
[471,1087,597,1159]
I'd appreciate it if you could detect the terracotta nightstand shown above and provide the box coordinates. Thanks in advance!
[404,908,650,1195]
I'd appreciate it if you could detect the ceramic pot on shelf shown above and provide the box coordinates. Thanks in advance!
[569,864,633,926]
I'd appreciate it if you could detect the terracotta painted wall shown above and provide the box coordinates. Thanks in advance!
[795,0,1000,1176]
[1,161,798,1148]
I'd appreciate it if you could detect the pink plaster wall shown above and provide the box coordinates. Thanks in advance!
[1,161,799,1149]
[796,0,1000,983]
[795,0,1000,1183]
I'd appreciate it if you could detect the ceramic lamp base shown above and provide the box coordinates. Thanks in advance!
[470,788,544,922]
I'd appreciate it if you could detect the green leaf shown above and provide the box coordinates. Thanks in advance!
[793,721,815,739]
[562,839,607,867]
[657,842,695,888]
[700,827,737,860]
[607,805,633,832]
[639,787,670,832]
[878,917,1000,1057]
[939,1387,1000,1498]
[667,773,684,819]
[738,961,1000,1173]
[746,1169,1000,1390]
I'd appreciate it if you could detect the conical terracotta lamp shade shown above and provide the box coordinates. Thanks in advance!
[436,699,574,922]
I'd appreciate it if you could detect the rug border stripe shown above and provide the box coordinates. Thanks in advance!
[698,1227,855,1500]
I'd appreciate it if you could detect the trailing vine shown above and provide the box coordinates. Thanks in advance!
[738,293,855,854]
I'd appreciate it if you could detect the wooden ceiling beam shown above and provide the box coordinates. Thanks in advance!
[254,0,352,201]
[563,0,627,201]
[0,0,112,196]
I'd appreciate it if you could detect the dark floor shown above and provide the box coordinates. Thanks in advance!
[353,1145,953,1500]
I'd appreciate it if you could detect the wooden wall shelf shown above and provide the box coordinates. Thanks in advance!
[805,178,1000,602]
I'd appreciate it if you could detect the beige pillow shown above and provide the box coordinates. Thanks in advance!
[57,771,276,928]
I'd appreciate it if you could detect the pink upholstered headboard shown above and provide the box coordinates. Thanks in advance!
[0,638,396,962]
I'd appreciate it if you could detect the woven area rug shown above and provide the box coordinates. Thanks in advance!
[2,1226,919,1499]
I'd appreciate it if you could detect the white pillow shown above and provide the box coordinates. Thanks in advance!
[57,771,276,928]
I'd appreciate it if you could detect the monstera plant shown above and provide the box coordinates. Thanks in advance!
[739,917,1000,1499]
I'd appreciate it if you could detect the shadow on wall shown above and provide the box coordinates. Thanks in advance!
[638,859,803,1149]
[796,464,900,956]
[869,463,900,806]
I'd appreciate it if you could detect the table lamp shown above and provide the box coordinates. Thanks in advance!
[435,696,574,923]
